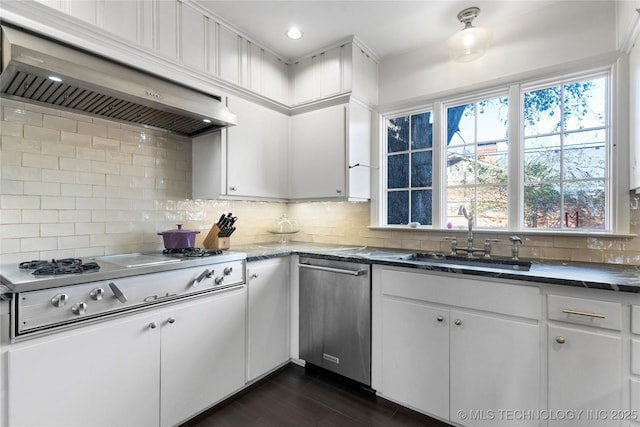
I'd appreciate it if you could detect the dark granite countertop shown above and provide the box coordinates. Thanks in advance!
[235,242,640,293]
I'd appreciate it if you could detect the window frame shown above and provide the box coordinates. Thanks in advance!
[376,66,624,235]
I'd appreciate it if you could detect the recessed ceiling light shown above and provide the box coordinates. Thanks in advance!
[48,76,62,82]
[203,119,212,123]
[286,28,303,40]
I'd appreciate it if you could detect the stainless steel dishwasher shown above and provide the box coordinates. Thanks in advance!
[298,256,371,385]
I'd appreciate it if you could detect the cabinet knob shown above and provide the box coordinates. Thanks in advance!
[148,322,157,329]
[229,186,237,191]
[437,315,444,322]
[336,189,342,194]
[454,319,463,326]
[167,317,175,324]
[251,273,259,279]
[555,336,566,344]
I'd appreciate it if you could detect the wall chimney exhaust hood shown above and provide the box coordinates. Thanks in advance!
[0,25,236,137]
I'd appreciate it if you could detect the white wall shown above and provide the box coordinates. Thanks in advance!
[378,1,617,107]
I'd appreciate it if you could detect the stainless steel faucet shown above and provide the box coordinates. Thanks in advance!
[446,205,491,258]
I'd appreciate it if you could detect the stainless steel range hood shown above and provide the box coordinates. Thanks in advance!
[0,25,236,137]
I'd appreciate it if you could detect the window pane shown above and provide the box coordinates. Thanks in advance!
[524,183,561,228]
[446,187,475,229]
[477,97,508,142]
[447,104,474,146]
[411,112,433,149]
[563,78,606,131]
[388,191,409,224]
[447,145,476,186]
[411,151,432,187]
[476,185,508,228]
[387,117,409,153]
[524,135,561,182]
[524,86,562,136]
[388,154,409,188]
[564,181,605,229]
[411,190,432,225]
[563,130,606,180]
[477,142,508,185]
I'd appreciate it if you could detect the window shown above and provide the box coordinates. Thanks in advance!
[381,71,611,232]
[522,76,608,230]
[385,111,433,225]
[445,96,509,229]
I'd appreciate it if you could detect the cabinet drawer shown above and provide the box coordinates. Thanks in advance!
[547,295,622,331]
[633,305,640,335]
[633,340,640,376]
[380,268,540,320]
[632,380,640,412]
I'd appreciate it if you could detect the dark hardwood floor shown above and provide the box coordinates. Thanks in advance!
[181,363,452,427]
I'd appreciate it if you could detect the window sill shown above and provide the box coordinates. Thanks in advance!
[368,226,637,239]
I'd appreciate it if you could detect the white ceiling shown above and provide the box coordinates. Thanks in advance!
[195,0,574,61]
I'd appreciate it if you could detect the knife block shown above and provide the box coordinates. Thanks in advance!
[203,225,230,250]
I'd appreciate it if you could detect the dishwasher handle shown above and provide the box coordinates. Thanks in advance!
[298,263,368,276]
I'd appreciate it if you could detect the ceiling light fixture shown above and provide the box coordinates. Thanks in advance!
[286,27,303,40]
[48,76,62,82]
[446,7,492,63]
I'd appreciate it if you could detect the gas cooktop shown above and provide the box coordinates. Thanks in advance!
[19,258,101,276]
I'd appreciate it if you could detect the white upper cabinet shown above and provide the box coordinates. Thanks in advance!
[290,101,371,200]
[630,34,640,190]
[291,40,378,107]
[192,96,289,200]
[179,2,207,71]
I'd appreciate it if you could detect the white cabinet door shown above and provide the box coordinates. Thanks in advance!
[290,105,347,199]
[8,311,161,427]
[630,38,640,190]
[381,297,449,420]
[548,325,623,427]
[219,25,241,86]
[292,56,319,105]
[450,311,540,427]
[226,97,289,199]
[160,287,246,427]
[247,258,290,381]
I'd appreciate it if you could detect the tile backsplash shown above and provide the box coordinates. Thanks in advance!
[2,99,640,265]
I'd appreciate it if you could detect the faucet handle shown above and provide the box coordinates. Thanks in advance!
[509,236,523,260]
[443,236,457,255]
[483,239,500,258]
[509,235,523,244]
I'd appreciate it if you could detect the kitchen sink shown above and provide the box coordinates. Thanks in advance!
[411,253,532,271]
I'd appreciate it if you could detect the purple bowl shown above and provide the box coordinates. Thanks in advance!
[157,224,200,249]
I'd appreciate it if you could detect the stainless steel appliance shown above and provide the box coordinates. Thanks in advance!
[0,25,236,136]
[1,251,245,339]
[298,256,371,385]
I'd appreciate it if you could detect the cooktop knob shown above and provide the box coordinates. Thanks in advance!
[90,288,104,301]
[215,276,224,285]
[223,267,233,276]
[51,293,69,308]
[71,302,87,316]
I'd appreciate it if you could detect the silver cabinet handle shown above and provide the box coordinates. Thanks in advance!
[298,263,367,276]
[454,319,463,326]
[437,315,444,322]
[250,273,259,279]
[229,186,237,191]
[71,302,87,315]
[109,282,128,304]
[167,317,175,324]
[51,293,69,307]
[561,309,606,319]
[555,336,566,344]
[148,322,157,329]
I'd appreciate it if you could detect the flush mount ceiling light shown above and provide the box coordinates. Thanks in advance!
[286,27,303,40]
[446,7,492,63]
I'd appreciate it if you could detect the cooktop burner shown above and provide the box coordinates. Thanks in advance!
[162,248,224,257]
[19,258,101,275]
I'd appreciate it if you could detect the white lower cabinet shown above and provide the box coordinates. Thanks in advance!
[246,258,290,382]
[375,266,540,427]
[7,286,246,427]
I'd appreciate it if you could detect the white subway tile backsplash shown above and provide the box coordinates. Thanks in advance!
[76,172,105,186]
[1,180,24,195]
[0,223,40,238]
[0,239,21,255]
[61,131,92,146]
[2,136,41,153]
[60,157,92,172]
[1,121,23,137]
[1,195,40,209]
[119,164,145,177]
[41,169,76,184]
[92,136,120,150]
[76,222,105,235]
[61,184,92,197]
[91,160,120,175]
[24,181,60,196]
[23,153,59,170]
[77,122,107,138]
[106,175,132,187]
[1,149,22,166]
[43,114,77,132]
[3,107,43,126]
[0,209,21,224]
[21,237,58,252]
[106,151,132,164]
[77,146,106,161]
[106,198,132,210]
[24,125,60,142]
[22,210,59,224]
[60,210,92,223]
[42,141,76,157]
[76,198,106,210]
[58,235,90,250]
[132,154,155,167]
[41,196,75,210]
[41,223,75,237]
